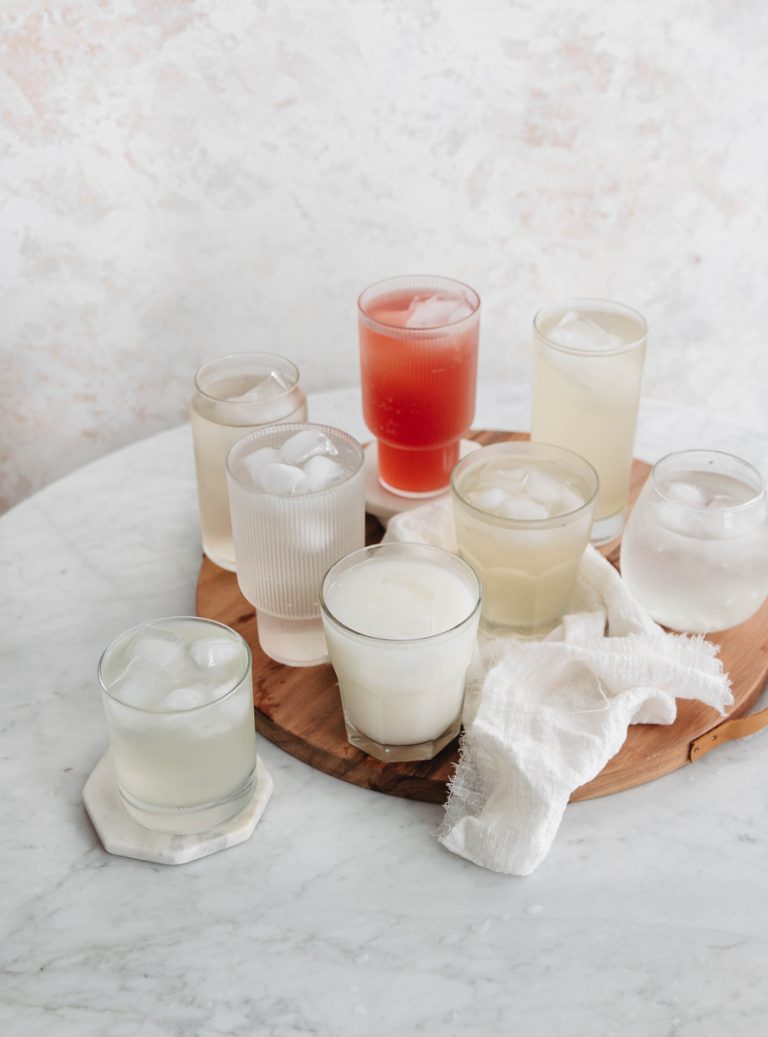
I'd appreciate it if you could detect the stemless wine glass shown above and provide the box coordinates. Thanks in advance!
[621,450,768,632]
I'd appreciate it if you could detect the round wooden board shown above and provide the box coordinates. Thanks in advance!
[196,430,768,803]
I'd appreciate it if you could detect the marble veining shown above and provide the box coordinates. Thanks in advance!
[2,1,768,510]
[1,387,767,1034]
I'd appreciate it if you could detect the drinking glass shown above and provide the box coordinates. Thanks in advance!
[531,299,646,544]
[620,450,768,632]
[190,352,307,571]
[451,441,598,636]
[321,542,482,762]
[358,275,480,497]
[227,423,365,666]
[98,617,257,835]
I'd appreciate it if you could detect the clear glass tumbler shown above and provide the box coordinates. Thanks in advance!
[451,441,598,636]
[98,616,257,835]
[227,423,365,666]
[620,450,768,632]
[358,275,481,498]
[190,352,307,571]
[321,542,482,762]
[531,299,646,544]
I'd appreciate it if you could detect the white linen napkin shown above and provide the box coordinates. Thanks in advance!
[382,499,733,875]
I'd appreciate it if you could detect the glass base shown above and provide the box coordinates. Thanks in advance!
[591,510,625,546]
[256,611,329,667]
[480,616,558,640]
[119,765,257,836]
[202,542,237,573]
[376,439,459,498]
[343,717,461,762]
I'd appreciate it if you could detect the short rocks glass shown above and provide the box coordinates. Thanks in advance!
[620,450,768,632]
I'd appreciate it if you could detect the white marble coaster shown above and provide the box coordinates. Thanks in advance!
[364,438,480,524]
[83,750,274,866]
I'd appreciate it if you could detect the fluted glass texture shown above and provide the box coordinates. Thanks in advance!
[227,424,365,620]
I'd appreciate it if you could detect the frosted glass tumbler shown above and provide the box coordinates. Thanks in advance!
[227,423,365,666]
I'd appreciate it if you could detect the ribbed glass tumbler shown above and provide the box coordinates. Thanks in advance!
[226,423,366,666]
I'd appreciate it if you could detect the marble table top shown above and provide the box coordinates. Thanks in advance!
[1,384,767,1037]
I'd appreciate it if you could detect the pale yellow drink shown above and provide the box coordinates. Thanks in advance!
[190,353,307,571]
[531,300,646,544]
[451,442,598,636]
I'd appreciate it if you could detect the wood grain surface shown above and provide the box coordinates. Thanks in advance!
[196,430,768,803]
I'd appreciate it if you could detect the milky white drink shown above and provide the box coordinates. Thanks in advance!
[98,617,256,834]
[227,424,365,667]
[452,442,598,636]
[532,299,646,543]
[621,450,768,632]
[191,353,307,571]
[321,543,481,761]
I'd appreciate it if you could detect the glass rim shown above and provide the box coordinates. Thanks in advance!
[225,422,365,497]
[320,541,483,644]
[450,440,599,526]
[357,274,481,334]
[193,352,301,405]
[98,616,252,714]
[650,448,766,512]
[532,297,647,356]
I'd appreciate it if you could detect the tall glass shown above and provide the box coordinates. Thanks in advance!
[98,617,257,835]
[190,352,307,571]
[227,423,365,667]
[451,441,598,636]
[621,450,768,632]
[531,299,646,544]
[321,543,482,762]
[358,275,480,497]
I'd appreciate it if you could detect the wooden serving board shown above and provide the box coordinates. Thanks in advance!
[196,430,768,803]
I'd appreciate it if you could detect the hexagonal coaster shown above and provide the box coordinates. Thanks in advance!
[83,750,273,865]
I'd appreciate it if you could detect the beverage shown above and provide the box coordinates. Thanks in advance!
[98,617,257,834]
[227,423,365,666]
[321,543,481,761]
[531,299,646,543]
[190,353,307,571]
[621,450,768,632]
[358,275,480,497]
[451,442,598,636]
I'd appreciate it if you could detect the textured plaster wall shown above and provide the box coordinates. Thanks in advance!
[2,0,767,510]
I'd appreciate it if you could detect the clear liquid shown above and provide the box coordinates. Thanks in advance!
[190,374,306,570]
[621,471,768,632]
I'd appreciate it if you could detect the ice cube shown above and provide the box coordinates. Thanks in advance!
[302,454,347,492]
[523,469,567,510]
[663,481,707,509]
[227,370,291,402]
[706,494,736,510]
[466,487,509,512]
[279,429,339,466]
[125,628,186,670]
[190,638,245,669]
[499,498,549,521]
[548,311,622,351]
[259,462,308,495]
[239,447,279,487]
[109,657,167,709]
[159,685,211,711]
[556,486,586,514]
[405,293,472,329]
